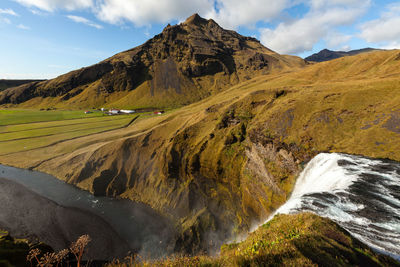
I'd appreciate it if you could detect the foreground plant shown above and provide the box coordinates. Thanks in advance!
[27,248,41,266]
[26,235,90,267]
[70,234,91,267]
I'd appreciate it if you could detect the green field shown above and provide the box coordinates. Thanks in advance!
[0,109,138,155]
[0,109,105,126]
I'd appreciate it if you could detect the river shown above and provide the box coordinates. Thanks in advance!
[0,164,175,260]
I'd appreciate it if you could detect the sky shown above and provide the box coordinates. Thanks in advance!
[0,0,399,79]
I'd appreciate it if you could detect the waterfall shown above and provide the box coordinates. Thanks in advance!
[268,153,400,260]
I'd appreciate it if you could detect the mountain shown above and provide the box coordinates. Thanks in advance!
[305,48,382,62]
[0,79,44,91]
[0,14,304,109]
[2,49,400,255]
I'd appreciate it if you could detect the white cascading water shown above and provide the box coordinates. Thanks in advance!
[268,153,400,260]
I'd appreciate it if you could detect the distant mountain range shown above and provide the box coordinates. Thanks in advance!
[305,48,382,62]
[0,79,44,91]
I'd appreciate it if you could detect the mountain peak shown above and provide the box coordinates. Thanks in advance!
[183,13,208,26]
[0,12,306,108]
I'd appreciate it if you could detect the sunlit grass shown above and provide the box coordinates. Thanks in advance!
[0,109,103,126]
[0,110,137,155]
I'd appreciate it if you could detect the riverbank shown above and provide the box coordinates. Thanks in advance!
[0,163,176,259]
[0,178,130,260]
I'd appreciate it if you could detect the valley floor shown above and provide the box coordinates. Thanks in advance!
[0,109,138,155]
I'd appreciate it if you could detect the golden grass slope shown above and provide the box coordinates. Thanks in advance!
[0,49,399,253]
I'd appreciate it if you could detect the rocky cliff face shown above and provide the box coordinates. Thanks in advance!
[0,14,304,109]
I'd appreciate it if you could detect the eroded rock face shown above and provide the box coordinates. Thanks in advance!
[0,14,304,108]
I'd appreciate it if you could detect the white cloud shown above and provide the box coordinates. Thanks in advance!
[13,0,217,27]
[207,0,290,29]
[340,44,351,51]
[17,23,30,30]
[0,8,18,16]
[1,17,12,24]
[359,3,400,49]
[325,31,352,48]
[95,0,214,26]
[0,8,18,25]
[30,9,48,16]
[259,0,369,54]
[67,15,103,29]
[94,0,291,29]
[309,0,365,9]
[10,0,291,29]
[12,0,398,54]
[13,0,93,12]
[380,41,400,50]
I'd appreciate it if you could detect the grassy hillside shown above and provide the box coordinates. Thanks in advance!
[134,213,398,266]
[0,49,399,254]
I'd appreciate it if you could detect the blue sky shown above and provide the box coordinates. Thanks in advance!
[1,0,399,79]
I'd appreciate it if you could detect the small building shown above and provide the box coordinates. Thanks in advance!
[109,109,120,115]
[121,109,136,114]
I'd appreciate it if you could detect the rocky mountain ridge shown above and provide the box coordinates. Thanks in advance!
[0,14,304,109]
[0,79,44,91]
[305,47,382,62]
